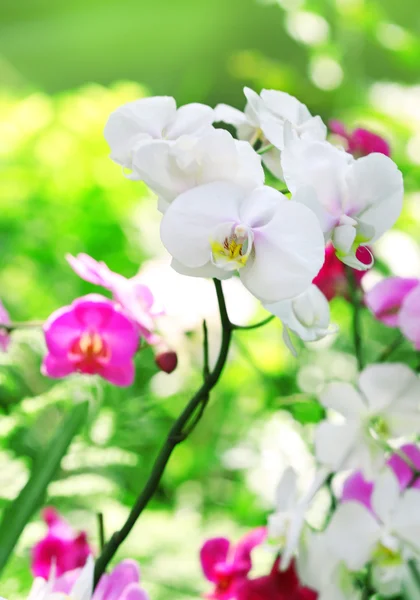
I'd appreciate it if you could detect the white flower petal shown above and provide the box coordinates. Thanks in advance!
[240,199,325,302]
[392,489,420,552]
[160,181,243,269]
[170,259,233,280]
[274,466,298,511]
[164,103,214,139]
[282,138,353,206]
[332,224,357,254]
[326,502,381,570]
[292,185,337,234]
[71,555,94,600]
[358,363,420,416]
[319,382,366,418]
[214,103,249,127]
[371,468,401,525]
[314,421,360,471]
[261,147,284,179]
[104,96,176,167]
[345,153,403,242]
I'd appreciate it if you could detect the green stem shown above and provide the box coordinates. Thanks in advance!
[233,315,275,331]
[1,320,44,333]
[345,266,364,370]
[377,333,404,362]
[93,279,233,585]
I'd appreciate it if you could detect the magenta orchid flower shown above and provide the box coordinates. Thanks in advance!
[0,300,10,352]
[53,559,149,600]
[342,443,420,512]
[329,120,391,158]
[66,253,159,344]
[312,243,369,301]
[200,528,267,599]
[31,507,92,579]
[42,294,139,387]
[236,558,317,600]
[365,277,420,348]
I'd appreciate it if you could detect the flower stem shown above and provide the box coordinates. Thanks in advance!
[257,143,274,155]
[93,279,233,585]
[377,332,404,362]
[1,320,44,333]
[345,266,364,370]
[232,315,275,331]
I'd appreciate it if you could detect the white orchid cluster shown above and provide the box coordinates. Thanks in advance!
[104,87,403,351]
[268,363,420,599]
[105,88,412,599]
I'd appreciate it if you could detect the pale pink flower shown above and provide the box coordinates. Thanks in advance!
[42,294,139,387]
[31,507,92,579]
[53,559,149,600]
[200,528,266,600]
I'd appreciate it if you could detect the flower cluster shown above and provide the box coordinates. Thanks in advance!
[26,507,149,600]
[104,87,403,353]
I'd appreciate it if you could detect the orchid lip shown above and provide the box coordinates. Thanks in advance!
[210,222,254,271]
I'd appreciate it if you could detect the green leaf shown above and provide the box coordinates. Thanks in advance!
[0,401,89,575]
[403,560,420,600]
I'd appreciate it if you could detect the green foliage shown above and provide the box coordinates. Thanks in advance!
[1,0,420,597]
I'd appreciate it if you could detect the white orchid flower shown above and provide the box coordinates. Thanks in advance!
[298,530,362,600]
[315,364,420,479]
[131,128,264,212]
[281,134,403,269]
[215,87,327,179]
[267,467,330,569]
[264,283,336,355]
[104,95,214,173]
[160,182,325,302]
[326,469,420,597]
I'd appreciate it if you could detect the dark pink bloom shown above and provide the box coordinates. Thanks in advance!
[365,277,419,327]
[42,294,139,387]
[0,300,10,352]
[236,558,317,600]
[329,120,391,157]
[398,284,420,350]
[66,253,159,344]
[54,559,149,600]
[31,507,92,579]
[200,528,266,599]
[342,444,420,511]
[312,244,368,301]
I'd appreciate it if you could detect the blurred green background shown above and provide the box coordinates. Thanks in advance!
[2,0,420,597]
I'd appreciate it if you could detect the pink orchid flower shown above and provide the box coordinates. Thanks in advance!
[342,443,420,512]
[236,558,317,600]
[32,507,92,579]
[42,294,139,387]
[312,244,369,301]
[66,253,159,344]
[329,120,391,158]
[0,300,10,352]
[66,254,177,373]
[365,277,420,348]
[53,559,149,600]
[200,528,266,600]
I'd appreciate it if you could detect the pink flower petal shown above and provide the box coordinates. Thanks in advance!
[387,444,420,490]
[200,538,231,583]
[341,471,374,511]
[233,527,266,573]
[44,306,82,357]
[42,354,75,379]
[101,311,139,365]
[365,277,419,327]
[66,253,117,289]
[73,295,116,329]
[349,128,391,157]
[399,285,420,349]
[100,361,135,387]
[119,583,150,600]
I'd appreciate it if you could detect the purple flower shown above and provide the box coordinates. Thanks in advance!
[342,443,420,511]
[200,528,266,599]
[53,559,149,600]
[329,120,391,158]
[31,507,92,579]
[42,294,139,387]
[365,277,420,348]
